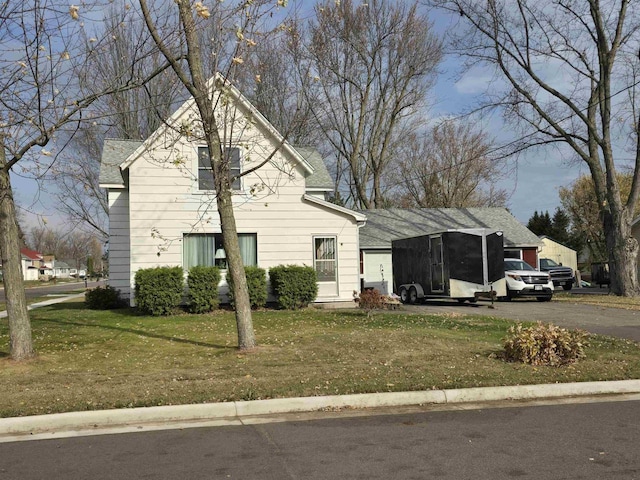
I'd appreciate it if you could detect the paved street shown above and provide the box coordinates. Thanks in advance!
[1,397,639,479]
[0,280,102,303]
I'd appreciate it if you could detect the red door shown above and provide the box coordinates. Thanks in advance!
[522,248,538,268]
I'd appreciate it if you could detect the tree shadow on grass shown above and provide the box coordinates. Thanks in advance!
[37,304,235,351]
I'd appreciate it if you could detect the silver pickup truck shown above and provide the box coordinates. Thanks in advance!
[539,258,575,290]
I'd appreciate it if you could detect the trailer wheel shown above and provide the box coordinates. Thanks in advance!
[399,287,409,304]
[408,286,418,304]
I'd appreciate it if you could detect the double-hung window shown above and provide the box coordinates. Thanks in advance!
[198,146,241,191]
[183,233,257,270]
[314,237,336,282]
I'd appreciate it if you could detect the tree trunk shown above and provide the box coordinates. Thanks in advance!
[604,209,640,296]
[0,138,34,361]
[217,188,256,350]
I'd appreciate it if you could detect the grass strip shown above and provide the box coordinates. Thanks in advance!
[1,300,639,418]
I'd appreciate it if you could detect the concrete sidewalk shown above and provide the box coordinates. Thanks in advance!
[0,292,86,318]
[1,379,640,443]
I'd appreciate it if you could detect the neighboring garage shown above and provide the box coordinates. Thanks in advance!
[359,208,543,294]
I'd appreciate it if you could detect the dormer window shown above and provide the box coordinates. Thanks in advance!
[198,146,241,191]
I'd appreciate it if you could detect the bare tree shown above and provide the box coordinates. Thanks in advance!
[54,126,110,237]
[138,0,298,350]
[430,0,640,296]
[300,0,442,209]
[239,32,320,147]
[29,226,98,272]
[54,4,185,237]
[0,1,172,360]
[391,120,508,208]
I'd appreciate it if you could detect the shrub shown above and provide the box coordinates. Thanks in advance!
[227,266,268,309]
[187,266,221,313]
[354,288,386,317]
[85,285,125,310]
[269,265,318,310]
[503,322,589,366]
[134,266,184,316]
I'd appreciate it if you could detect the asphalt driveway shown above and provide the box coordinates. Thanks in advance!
[404,290,640,343]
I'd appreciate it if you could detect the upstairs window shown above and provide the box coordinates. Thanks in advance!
[198,146,241,191]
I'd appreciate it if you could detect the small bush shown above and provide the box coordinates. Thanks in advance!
[354,288,386,317]
[85,285,125,310]
[503,322,589,366]
[134,266,184,316]
[187,266,221,313]
[269,265,318,310]
[227,266,268,309]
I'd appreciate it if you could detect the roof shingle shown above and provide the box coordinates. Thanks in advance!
[359,208,542,249]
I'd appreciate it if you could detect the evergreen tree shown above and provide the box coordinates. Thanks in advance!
[550,208,571,244]
[526,210,553,236]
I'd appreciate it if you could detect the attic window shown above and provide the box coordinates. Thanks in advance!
[198,146,241,191]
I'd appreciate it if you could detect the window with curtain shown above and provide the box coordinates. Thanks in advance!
[198,146,241,191]
[314,237,336,282]
[183,233,257,270]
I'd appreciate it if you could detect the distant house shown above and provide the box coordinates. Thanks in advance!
[52,261,72,279]
[99,74,366,306]
[358,208,543,294]
[538,236,578,273]
[20,248,44,281]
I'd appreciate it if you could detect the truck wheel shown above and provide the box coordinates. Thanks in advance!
[399,287,409,304]
[409,287,418,304]
[562,283,573,291]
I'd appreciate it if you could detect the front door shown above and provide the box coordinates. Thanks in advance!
[314,237,339,297]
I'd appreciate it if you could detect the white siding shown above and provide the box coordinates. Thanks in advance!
[539,238,578,273]
[107,189,131,299]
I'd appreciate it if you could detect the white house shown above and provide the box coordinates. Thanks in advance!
[52,261,72,279]
[99,75,366,306]
[20,248,43,281]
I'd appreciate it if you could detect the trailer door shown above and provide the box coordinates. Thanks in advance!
[430,235,444,292]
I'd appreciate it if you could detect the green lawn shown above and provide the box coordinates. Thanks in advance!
[1,300,639,418]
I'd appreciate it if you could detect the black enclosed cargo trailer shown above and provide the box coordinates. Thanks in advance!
[391,229,506,303]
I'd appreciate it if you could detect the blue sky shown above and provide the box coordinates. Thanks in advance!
[12,0,588,233]
[427,10,588,223]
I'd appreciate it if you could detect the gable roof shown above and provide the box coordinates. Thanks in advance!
[118,74,313,174]
[295,147,333,191]
[99,76,331,191]
[20,247,43,261]
[99,139,143,187]
[359,208,542,249]
[539,235,577,252]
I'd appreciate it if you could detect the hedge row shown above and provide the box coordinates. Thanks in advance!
[123,264,318,316]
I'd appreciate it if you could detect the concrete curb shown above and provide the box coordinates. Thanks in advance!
[2,379,639,438]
